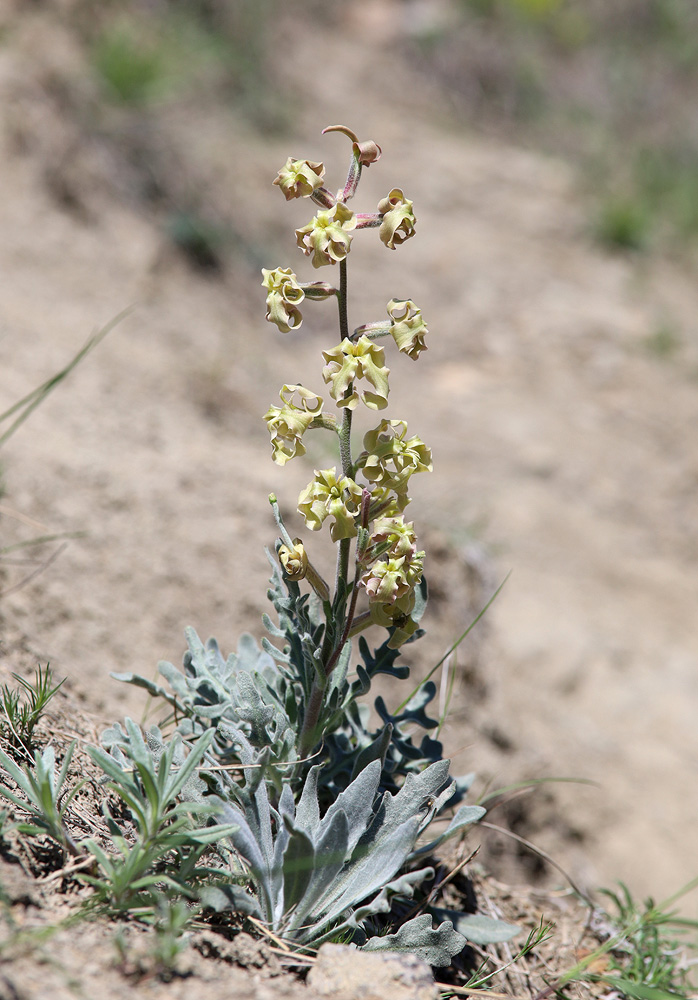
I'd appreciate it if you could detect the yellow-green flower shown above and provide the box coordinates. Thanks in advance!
[370,515,418,560]
[273,158,325,200]
[368,589,421,649]
[278,538,308,581]
[359,419,432,493]
[264,385,323,466]
[296,203,356,268]
[362,556,410,604]
[387,299,428,360]
[262,267,305,333]
[378,189,416,249]
[322,336,389,411]
[297,468,363,540]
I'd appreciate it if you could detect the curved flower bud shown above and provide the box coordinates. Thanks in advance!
[359,419,433,493]
[303,281,337,301]
[387,299,428,360]
[278,538,308,581]
[295,203,356,268]
[262,267,305,333]
[273,158,325,200]
[370,515,418,560]
[378,189,417,249]
[297,468,363,540]
[263,385,323,466]
[322,336,389,411]
[355,138,382,166]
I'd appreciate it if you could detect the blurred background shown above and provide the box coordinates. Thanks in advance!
[1,0,698,910]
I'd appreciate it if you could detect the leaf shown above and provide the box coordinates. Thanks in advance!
[602,978,686,1000]
[200,884,263,919]
[411,803,485,858]
[362,913,465,967]
[430,908,519,944]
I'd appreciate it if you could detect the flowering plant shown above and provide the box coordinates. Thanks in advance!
[103,126,514,962]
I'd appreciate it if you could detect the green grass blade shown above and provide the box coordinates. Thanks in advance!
[0,308,132,448]
[394,572,510,716]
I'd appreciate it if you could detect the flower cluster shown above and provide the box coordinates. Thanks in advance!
[262,127,432,648]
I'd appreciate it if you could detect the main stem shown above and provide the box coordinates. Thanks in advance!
[299,258,353,759]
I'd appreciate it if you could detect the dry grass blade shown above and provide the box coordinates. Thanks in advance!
[479,821,591,903]
[0,543,68,599]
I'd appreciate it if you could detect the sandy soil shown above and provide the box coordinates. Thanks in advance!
[1,1,698,935]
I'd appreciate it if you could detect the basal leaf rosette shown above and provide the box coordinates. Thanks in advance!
[264,385,324,466]
[358,419,433,495]
[273,158,325,200]
[296,203,357,268]
[378,189,416,249]
[298,468,363,541]
[262,268,305,333]
[387,299,428,360]
[322,336,390,411]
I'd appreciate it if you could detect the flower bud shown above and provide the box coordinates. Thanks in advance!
[296,203,356,268]
[378,189,416,249]
[264,385,323,466]
[387,299,428,360]
[278,538,308,581]
[355,139,382,166]
[297,468,363,540]
[273,158,325,200]
[303,282,337,301]
[262,267,305,333]
[322,336,389,411]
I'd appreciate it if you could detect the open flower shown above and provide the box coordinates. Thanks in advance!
[358,419,432,493]
[369,515,418,560]
[297,468,363,540]
[264,385,323,466]
[262,268,305,332]
[361,557,410,604]
[296,203,356,268]
[387,299,428,360]
[273,158,325,200]
[378,189,416,249]
[322,336,389,411]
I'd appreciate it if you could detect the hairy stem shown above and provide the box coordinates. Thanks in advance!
[299,259,354,758]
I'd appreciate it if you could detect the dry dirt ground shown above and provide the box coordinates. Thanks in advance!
[1,1,698,993]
